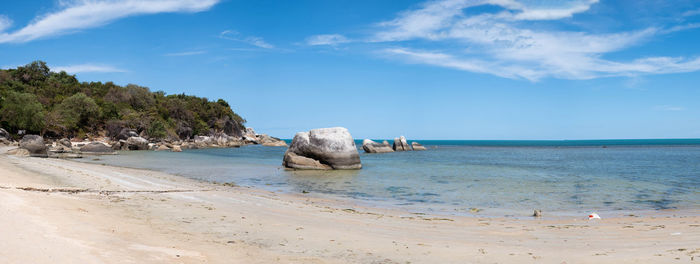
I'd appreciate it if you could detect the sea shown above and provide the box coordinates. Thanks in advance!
[80,139,700,218]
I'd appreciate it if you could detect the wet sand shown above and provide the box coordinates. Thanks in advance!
[0,149,698,263]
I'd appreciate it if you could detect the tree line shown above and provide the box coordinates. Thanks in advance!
[0,61,245,140]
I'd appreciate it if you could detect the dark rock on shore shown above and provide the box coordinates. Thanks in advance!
[392,136,412,151]
[411,142,427,151]
[80,142,114,153]
[283,127,361,170]
[117,128,139,140]
[19,135,48,157]
[362,139,394,153]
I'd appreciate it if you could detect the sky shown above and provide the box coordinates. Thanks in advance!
[1,0,700,140]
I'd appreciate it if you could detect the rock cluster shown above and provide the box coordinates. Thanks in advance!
[360,136,428,153]
[362,139,394,153]
[2,124,286,159]
[283,127,361,170]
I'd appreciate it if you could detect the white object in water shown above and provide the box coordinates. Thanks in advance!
[588,213,601,219]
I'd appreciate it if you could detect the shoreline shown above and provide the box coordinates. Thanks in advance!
[1,150,698,263]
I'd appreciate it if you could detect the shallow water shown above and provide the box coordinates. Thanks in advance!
[80,140,700,217]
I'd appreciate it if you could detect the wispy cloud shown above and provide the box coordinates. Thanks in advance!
[0,15,11,32]
[309,0,700,81]
[219,30,274,49]
[306,34,350,46]
[164,50,207,56]
[53,64,126,74]
[0,0,219,43]
[654,105,684,111]
[682,8,700,17]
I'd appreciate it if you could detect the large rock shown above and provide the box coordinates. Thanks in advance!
[362,139,394,153]
[392,136,412,151]
[19,135,48,157]
[259,134,287,147]
[172,145,182,152]
[117,128,139,140]
[283,152,332,170]
[283,127,361,170]
[411,142,427,151]
[126,136,149,150]
[80,142,114,153]
[0,128,9,139]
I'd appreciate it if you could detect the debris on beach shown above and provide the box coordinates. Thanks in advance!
[588,213,601,219]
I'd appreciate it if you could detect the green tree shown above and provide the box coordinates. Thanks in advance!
[0,91,46,133]
[147,118,167,139]
[56,93,100,132]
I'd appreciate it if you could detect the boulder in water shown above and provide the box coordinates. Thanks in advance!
[172,145,182,152]
[362,139,394,153]
[283,152,332,170]
[259,134,287,147]
[411,142,427,151]
[283,127,361,170]
[392,136,412,151]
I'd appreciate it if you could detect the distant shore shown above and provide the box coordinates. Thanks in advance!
[1,147,698,263]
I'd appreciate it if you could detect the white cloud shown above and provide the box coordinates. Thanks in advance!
[508,0,599,20]
[306,34,350,46]
[219,30,274,49]
[654,105,684,111]
[0,0,219,43]
[324,0,700,80]
[53,64,126,74]
[164,50,206,56]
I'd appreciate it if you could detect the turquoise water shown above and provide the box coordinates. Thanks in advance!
[81,139,700,217]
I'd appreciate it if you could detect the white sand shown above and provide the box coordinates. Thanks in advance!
[0,150,698,263]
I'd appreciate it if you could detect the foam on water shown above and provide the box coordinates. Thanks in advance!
[80,140,700,217]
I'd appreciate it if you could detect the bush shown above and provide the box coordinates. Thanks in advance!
[0,91,46,133]
[56,93,100,133]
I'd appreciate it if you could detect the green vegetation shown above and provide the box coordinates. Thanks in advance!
[0,61,245,139]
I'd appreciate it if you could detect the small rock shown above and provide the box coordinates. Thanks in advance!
[155,145,170,151]
[411,142,427,151]
[533,209,542,217]
[80,142,114,153]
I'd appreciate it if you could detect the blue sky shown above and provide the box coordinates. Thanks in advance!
[1,0,699,140]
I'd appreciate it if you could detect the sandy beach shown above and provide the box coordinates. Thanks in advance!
[0,149,698,264]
